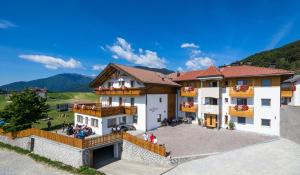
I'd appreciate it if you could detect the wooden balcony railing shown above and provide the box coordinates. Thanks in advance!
[228,106,254,118]
[1,128,167,156]
[72,104,137,117]
[95,87,145,96]
[180,87,197,97]
[229,86,254,98]
[281,90,293,97]
[180,103,197,113]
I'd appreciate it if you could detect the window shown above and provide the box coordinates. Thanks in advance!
[119,80,125,86]
[209,81,218,87]
[224,81,229,86]
[91,118,98,127]
[261,119,271,127]
[261,99,271,106]
[130,80,135,87]
[225,98,228,103]
[130,98,135,106]
[107,118,117,128]
[119,116,126,124]
[225,115,228,124]
[237,117,246,124]
[237,80,247,85]
[159,97,162,103]
[157,114,162,122]
[109,97,112,106]
[85,117,88,125]
[262,79,271,87]
[205,97,218,105]
[237,98,247,105]
[108,82,112,88]
[133,115,138,124]
[77,115,83,123]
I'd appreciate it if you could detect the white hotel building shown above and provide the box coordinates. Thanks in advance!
[73,63,294,136]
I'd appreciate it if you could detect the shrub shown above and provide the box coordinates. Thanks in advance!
[229,120,235,130]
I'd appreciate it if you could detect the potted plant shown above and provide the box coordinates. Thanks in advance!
[228,120,235,130]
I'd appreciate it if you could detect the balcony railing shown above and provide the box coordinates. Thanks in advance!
[229,85,254,98]
[180,102,197,112]
[180,87,197,97]
[281,86,294,97]
[228,105,253,118]
[95,87,145,96]
[73,103,137,117]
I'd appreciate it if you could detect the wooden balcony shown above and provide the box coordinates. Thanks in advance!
[180,87,197,97]
[73,103,137,117]
[229,86,254,98]
[281,90,293,97]
[180,103,197,113]
[95,87,145,96]
[228,106,253,118]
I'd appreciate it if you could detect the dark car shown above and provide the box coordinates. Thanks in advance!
[116,124,136,132]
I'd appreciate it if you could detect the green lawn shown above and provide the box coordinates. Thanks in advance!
[1,92,99,130]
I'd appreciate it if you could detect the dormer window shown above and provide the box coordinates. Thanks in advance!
[130,80,135,87]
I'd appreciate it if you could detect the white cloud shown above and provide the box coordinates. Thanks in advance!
[19,54,82,69]
[177,67,184,72]
[266,21,294,49]
[185,57,215,70]
[0,19,16,29]
[180,43,199,49]
[92,64,106,71]
[107,37,166,68]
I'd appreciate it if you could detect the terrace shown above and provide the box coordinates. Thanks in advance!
[72,103,137,117]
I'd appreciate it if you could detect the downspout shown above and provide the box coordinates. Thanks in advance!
[218,80,222,129]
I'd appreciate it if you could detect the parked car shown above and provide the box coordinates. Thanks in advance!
[113,124,136,132]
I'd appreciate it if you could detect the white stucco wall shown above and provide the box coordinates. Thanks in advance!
[146,94,168,131]
[231,87,281,136]
[291,81,300,106]
[101,71,145,89]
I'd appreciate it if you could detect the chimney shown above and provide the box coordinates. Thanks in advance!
[176,71,180,77]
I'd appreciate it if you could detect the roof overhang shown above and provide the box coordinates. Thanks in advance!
[197,76,224,81]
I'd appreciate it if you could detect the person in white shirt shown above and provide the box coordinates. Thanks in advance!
[143,132,148,141]
[153,136,158,144]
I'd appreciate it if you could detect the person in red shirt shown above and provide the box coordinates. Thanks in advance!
[149,133,155,143]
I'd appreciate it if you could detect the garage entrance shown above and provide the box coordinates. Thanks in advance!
[92,145,116,169]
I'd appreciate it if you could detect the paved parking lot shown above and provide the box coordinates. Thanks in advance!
[142,124,276,157]
[165,138,300,175]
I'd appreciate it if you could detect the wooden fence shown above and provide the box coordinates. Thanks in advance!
[0,128,167,156]
[122,132,167,157]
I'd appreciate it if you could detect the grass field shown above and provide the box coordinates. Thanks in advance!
[0,92,98,130]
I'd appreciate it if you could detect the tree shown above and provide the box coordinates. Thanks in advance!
[0,89,49,132]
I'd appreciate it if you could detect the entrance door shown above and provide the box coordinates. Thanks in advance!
[205,114,217,128]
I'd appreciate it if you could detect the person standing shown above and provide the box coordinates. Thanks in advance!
[47,120,52,131]
[143,132,148,141]
[62,121,66,132]
[149,133,154,143]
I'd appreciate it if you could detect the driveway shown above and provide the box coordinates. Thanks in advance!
[98,159,170,175]
[142,124,275,157]
[281,106,300,144]
[165,138,300,175]
[0,149,71,175]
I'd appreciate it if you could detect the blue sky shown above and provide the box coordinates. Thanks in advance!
[0,0,300,85]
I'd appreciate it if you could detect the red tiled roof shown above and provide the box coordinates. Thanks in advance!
[220,65,293,78]
[91,64,180,87]
[174,70,205,81]
[175,65,293,81]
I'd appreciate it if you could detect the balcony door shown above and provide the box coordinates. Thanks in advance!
[119,97,122,106]
[108,97,112,106]
[237,98,247,105]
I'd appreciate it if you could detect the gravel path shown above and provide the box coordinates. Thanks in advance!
[165,138,300,175]
[0,149,72,175]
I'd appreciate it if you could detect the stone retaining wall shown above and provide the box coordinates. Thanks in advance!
[0,135,31,150]
[121,140,171,167]
[32,136,84,168]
